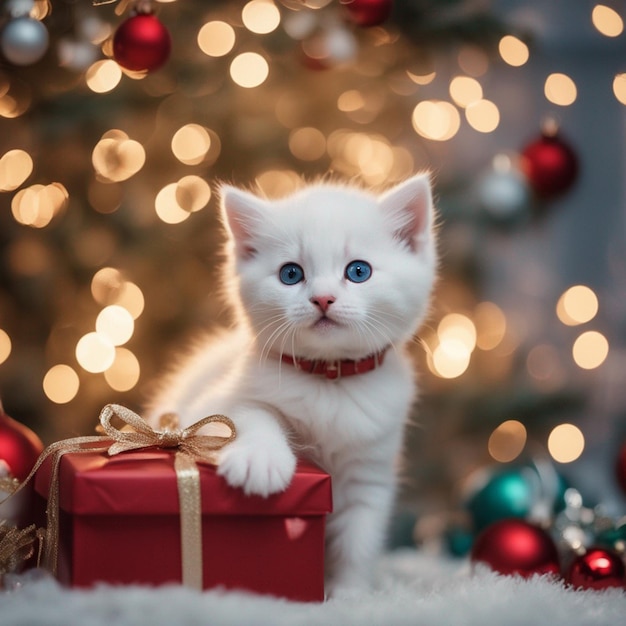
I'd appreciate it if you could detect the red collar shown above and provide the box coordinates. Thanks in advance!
[281,349,387,380]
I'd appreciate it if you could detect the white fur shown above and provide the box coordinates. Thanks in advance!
[145,174,437,597]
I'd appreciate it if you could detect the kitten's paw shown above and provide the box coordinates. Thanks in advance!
[217,439,296,497]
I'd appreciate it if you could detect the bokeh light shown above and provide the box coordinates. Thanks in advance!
[449,76,482,108]
[86,59,122,93]
[171,124,212,165]
[612,73,626,105]
[592,4,624,37]
[91,267,124,305]
[156,176,212,221]
[0,329,11,365]
[548,424,585,463]
[288,127,326,161]
[411,100,460,141]
[556,285,599,325]
[197,21,236,57]
[0,149,33,191]
[498,35,529,66]
[43,364,80,404]
[96,305,135,346]
[92,130,146,182]
[465,99,500,133]
[155,183,192,224]
[104,347,141,392]
[438,313,477,352]
[337,89,366,113]
[114,281,145,320]
[176,175,211,213]
[544,73,577,106]
[431,340,471,378]
[406,70,436,86]
[11,183,68,228]
[474,302,507,351]
[334,88,384,124]
[230,52,269,88]
[572,330,609,369]
[428,313,476,379]
[242,0,281,34]
[488,420,527,462]
[75,332,116,373]
[0,80,31,119]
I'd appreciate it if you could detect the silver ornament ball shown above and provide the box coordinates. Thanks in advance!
[478,154,531,223]
[1,16,49,66]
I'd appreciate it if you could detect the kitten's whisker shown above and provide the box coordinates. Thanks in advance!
[260,321,293,363]
[414,335,432,357]
[361,315,394,348]
[251,312,293,363]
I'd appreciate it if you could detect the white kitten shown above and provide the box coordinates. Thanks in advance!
[145,174,438,596]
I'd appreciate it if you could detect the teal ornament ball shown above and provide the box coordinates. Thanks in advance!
[466,468,536,532]
[444,525,474,557]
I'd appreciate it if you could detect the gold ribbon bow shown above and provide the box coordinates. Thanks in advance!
[99,404,236,589]
[1,404,236,590]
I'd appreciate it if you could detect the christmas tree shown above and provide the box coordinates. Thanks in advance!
[1,0,625,554]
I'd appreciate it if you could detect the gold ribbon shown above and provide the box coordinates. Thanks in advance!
[0,404,236,590]
[0,521,44,577]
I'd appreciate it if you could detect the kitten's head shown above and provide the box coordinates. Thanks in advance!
[220,174,437,361]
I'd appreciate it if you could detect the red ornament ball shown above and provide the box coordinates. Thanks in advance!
[0,410,43,481]
[567,547,626,591]
[113,13,171,73]
[521,131,579,200]
[470,518,561,578]
[616,441,626,494]
[342,0,393,27]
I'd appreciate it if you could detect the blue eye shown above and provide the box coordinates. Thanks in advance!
[345,260,372,283]
[279,263,305,285]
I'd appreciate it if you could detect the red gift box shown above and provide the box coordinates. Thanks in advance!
[33,449,332,602]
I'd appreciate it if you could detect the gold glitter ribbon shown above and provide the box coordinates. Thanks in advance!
[0,521,44,577]
[0,404,236,590]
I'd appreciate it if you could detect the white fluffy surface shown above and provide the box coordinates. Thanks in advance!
[3,550,626,626]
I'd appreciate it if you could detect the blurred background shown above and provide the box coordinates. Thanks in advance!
[1,0,625,549]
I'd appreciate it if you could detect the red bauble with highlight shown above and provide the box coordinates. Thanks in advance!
[342,0,393,27]
[113,13,171,73]
[567,547,626,591]
[0,409,43,481]
[470,518,561,578]
[521,130,579,200]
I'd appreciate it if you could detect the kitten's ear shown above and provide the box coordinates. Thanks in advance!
[378,173,434,251]
[220,185,269,258]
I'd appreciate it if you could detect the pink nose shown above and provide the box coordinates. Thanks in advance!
[310,295,335,312]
